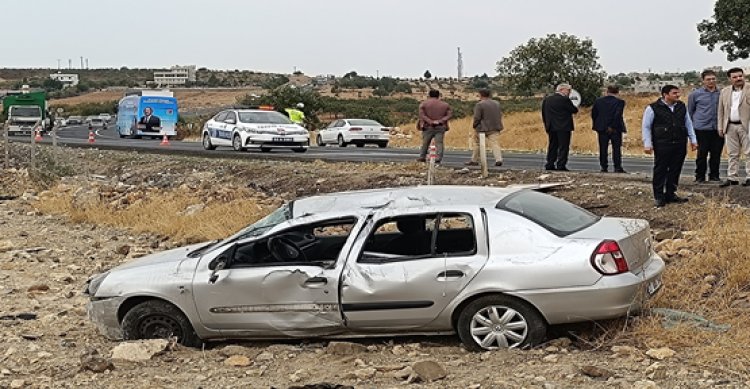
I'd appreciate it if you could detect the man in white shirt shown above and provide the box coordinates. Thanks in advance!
[718,67,750,186]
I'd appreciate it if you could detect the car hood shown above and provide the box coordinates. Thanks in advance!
[112,242,211,272]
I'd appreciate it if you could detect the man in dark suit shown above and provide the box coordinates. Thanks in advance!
[591,85,627,173]
[139,107,161,132]
[542,83,579,171]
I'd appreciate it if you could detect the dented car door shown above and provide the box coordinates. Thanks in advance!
[191,214,364,337]
[340,207,489,329]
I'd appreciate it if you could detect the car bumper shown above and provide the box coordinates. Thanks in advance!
[87,297,126,340]
[243,133,309,148]
[514,253,666,324]
[344,134,390,143]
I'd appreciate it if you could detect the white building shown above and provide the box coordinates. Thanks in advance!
[49,73,79,87]
[153,65,197,86]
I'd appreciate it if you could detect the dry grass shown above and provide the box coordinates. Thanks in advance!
[35,188,276,243]
[51,88,263,110]
[390,95,658,155]
[629,202,750,374]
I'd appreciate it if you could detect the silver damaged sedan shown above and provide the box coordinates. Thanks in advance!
[85,186,664,351]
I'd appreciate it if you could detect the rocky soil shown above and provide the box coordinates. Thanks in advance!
[1,146,749,388]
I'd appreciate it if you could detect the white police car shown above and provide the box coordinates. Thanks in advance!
[202,108,309,152]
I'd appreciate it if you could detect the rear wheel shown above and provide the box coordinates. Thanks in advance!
[316,134,325,147]
[121,300,202,348]
[456,295,546,351]
[232,134,245,151]
[337,135,347,147]
[378,142,388,148]
[202,134,216,150]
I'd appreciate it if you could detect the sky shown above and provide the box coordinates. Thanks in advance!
[1,0,744,77]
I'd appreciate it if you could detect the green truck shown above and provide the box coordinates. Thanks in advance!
[1,90,50,136]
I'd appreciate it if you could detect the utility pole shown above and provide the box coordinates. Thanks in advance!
[68,59,72,70]
[457,47,463,80]
[80,56,84,69]
[57,59,61,71]
[86,58,89,69]
[376,69,380,79]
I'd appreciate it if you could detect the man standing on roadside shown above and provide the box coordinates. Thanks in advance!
[417,90,452,163]
[591,85,627,173]
[465,89,504,167]
[718,67,750,187]
[642,85,698,208]
[688,69,722,183]
[542,83,579,171]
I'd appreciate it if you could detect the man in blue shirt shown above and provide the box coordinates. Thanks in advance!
[642,85,698,208]
[688,70,723,183]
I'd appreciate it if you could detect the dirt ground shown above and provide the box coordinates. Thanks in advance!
[2,146,750,388]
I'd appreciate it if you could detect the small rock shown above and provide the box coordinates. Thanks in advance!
[20,333,42,340]
[224,355,251,367]
[115,245,131,256]
[392,345,407,355]
[27,284,50,292]
[353,358,366,367]
[326,341,367,355]
[255,351,274,361]
[180,203,205,216]
[0,240,14,253]
[353,367,376,380]
[218,345,256,358]
[412,360,447,382]
[646,347,676,360]
[655,229,682,241]
[537,174,551,180]
[542,354,559,363]
[389,366,413,380]
[111,339,169,362]
[646,362,667,380]
[704,275,717,284]
[80,350,114,373]
[633,380,659,389]
[548,337,573,348]
[579,365,614,379]
[10,379,25,389]
[611,345,640,356]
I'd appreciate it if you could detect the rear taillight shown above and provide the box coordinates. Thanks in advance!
[591,240,628,275]
[349,127,362,131]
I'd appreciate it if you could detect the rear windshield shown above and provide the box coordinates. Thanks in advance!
[496,190,599,236]
[239,111,293,124]
[348,119,382,126]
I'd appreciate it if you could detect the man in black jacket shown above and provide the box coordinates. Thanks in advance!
[642,85,698,208]
[591,85,627,173]
[542,83,579,171]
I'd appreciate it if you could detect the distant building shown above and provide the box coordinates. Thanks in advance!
[633,75,686,94]
[49,72,79,87]
[153,65,197,87]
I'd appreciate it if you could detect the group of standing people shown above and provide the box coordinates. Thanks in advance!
[415,68,750,208]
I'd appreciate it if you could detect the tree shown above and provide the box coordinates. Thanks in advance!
[496,33,605,106]
[698,0,750,61]
[238,86,324,129]
[423,70,432,79]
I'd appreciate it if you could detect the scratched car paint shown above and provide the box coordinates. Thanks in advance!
[85,186,664,351]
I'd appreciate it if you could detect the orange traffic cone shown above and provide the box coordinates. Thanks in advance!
[160,133,170,146]
[34,127,43,142]
[88,127,95,144]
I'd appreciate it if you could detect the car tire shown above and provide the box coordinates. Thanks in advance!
[202,134,216,150]
[316,134,325,147]
[378,142,388,148]
[232,134,245,151]
[293,147,307,153]
[456,295,546,352]
[337,135,347,147]
[121,300,202,348]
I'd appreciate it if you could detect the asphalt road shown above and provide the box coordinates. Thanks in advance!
[9,125,727,176]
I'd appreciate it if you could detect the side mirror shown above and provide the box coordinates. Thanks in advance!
[209,259,227,284]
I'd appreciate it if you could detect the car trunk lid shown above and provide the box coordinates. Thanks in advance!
[568,217,652,272]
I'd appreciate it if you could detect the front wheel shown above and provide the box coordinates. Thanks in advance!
[202,134,216,150]
[121,300,202,347]
[337,135,347,147]
[456,295,546,351]
[316,134,325,147]
[232,134,245,151]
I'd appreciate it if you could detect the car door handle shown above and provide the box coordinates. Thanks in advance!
[305,276,328,285]
[436,270,464,279]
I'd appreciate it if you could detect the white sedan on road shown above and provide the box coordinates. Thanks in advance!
[202,109,309,152]
[317,119,390,148]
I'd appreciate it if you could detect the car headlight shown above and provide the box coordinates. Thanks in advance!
[84,271,110,296]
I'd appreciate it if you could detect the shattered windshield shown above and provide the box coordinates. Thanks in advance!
[234,204,292,240]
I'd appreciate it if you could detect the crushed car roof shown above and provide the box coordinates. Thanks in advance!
[291,185,521,216]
